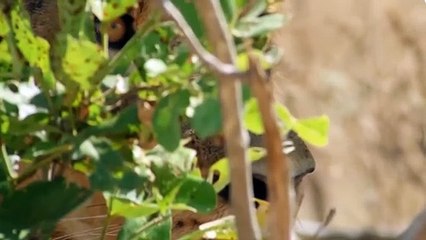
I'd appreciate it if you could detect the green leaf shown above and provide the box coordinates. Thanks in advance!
[80,104,139,138]
[233,13,286,38]
[150,160,184,200]
[153,90,190,152]
[293,115,330,147]
[90,165,116,191]
[208,147,265,192]
[174,176,216,213]
[236,50,273,71]
[62,35,106,90]
[0,178,92,233]
[248,146,266,161]
[90,0,138,22]
[0,12,9,36]
[118,217,145,240]
[142,215,172,240]
[118,216,172,240]
[85,139,133,191]
[7,113,50,135]
[274,103,297,131]
[0,40,11,66]
[236,0,248,8]
[10,4,55,89]
[110,198,160,218]
[147,144,196,182]
[190,97,222,139]
[274,103,330,146]
[244,98,264,134]
[118,170,148,191]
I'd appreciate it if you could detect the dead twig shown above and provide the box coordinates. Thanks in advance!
[159,0,243,78]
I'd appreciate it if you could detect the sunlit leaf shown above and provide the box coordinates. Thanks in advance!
[236,50,273,71]
[110,197,159,218]
[208,147,266,192]
[244,98,264,134]
[293,115,330,147]
[0,12,9,36]
[274,103,297,131]
[10,4,55,89]
[62,36,106,90]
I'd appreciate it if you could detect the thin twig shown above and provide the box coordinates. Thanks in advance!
[98,195,114,240]
[160,0,243,78]
[248,54,290,240]
[189,0,261,239]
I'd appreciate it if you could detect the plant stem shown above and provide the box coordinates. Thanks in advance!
[0,144,17,181]
[248,55,290,240]
[99,194,114,240]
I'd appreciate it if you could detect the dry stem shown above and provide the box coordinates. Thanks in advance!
[248,55,290,240]
[191,1,261,239]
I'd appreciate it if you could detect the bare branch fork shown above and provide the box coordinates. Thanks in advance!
[159,1,290,240]
[159,0,244,78]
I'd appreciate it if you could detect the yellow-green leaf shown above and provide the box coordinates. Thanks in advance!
[236,50,272,71]
[208,147,266,193]
[62,36,106,90]
[110,197,160,218]
[274,102,297,132]
[11,4,55,89]
[244,98,264,134]
[293,115,330,147]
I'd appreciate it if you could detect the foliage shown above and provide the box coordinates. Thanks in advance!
[0,0,328,239]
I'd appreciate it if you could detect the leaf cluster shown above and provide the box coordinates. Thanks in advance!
[0,0,328,239]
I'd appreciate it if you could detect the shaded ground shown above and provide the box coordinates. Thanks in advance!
[273,0,426,233]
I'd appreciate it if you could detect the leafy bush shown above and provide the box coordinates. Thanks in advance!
[0,0,328,239]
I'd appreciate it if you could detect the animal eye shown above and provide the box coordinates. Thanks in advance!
[95,14,135,50]
[107,18,126,42]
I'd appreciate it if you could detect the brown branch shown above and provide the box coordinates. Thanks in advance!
[248,55,291,240]
[186,0,261,239]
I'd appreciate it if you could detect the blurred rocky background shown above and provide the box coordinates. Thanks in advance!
[273,0,426,235]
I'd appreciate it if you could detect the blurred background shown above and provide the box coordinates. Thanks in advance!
[273,0,426,235]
